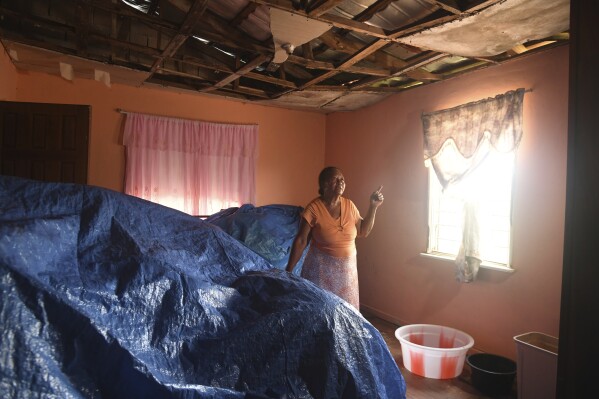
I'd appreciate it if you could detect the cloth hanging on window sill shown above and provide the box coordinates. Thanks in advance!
[455,201,482,283]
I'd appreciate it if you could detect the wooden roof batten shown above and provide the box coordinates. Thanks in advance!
[0,0,570,111]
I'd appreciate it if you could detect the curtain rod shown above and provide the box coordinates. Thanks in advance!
[115,109,258,126]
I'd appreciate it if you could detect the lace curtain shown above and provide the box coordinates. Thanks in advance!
[423,88,525,188]
[422,88,525,281]
[123,112,258,216]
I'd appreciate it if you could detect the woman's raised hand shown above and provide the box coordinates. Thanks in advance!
[370,185,384,207]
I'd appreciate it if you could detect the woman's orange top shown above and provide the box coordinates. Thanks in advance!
[302,197,362,258]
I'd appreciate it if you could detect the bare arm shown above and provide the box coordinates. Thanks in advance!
[286,218,312,273]
[358,186,384,237]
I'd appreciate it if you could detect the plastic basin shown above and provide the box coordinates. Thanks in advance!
[395,324,474,379]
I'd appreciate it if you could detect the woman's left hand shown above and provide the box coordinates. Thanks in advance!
[370,185,384,207]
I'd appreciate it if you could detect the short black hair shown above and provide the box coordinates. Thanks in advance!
[318,166,341,195]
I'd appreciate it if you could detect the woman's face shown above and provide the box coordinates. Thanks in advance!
[322,169,345,196]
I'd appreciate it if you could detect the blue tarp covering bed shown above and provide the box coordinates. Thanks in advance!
[205,204,307,274]
[0,176,406,399]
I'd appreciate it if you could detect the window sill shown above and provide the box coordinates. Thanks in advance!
[419,252,515,273]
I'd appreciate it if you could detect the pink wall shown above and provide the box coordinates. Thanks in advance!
[13,70,325,207]
[0,42,17,100]
[326,46,569,359]
[7,41,568,359]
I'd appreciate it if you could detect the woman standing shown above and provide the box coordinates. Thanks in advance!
[286,166,384,310]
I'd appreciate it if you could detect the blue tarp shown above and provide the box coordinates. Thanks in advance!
[206,204,307,274]
[0,176,406,399]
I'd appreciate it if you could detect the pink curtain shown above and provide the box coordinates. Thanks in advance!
[123,112,258,216]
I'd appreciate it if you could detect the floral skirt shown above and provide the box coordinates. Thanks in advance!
[300,245,359,310]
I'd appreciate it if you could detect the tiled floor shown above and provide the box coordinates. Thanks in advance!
[364,313,517,399]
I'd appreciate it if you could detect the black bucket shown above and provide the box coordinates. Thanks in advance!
[466,353,517,396]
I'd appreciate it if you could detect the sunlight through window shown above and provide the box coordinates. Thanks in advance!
[427,151,515,266]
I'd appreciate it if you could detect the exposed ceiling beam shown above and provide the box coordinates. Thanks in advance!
[298,69,338,90]
[229,2,259,27]
[286,54,334,70]
[89,0,179,31]
[278,61,315,80]
[286,54,391,77]
[318,13,390,39]
[251,0,390,39]
[302,42,314,60]
[193,10,272,54]
[158,66,216,81]
[245,71,298,88]
[307,0,345,18]
[354,0,398,22]
[215,84,271,99]
[466,0,507,13]
[337,40,390,71]
[318,31,439,81]
[177,54,234,74]
[351,51,446,89]
[90,32,162,57]
[310,85,349,93]
[421,0,462,15]
[288,38,396,93]
[203,54,270,91]
[149,0,209,77]
[0,0,570,112]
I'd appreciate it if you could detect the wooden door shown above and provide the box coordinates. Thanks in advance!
[0,101,90,184]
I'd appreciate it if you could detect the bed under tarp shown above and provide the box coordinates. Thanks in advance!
[0,176,406,399]
[205,203,308,274]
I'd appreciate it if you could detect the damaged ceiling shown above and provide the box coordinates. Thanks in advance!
[0,0,570,113]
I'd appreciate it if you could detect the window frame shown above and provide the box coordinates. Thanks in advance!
[423,156,516,273]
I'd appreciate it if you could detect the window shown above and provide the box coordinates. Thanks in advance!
[123,112,258,216]
[426,150,515,267]
[421,88,525,281]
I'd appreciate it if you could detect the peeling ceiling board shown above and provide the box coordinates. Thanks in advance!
[4,41,150,86]
[0,0,570,113]
[396,0,570,57]
[258,89,343,109]
[270,7,332,64]
[322,92,391,112]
